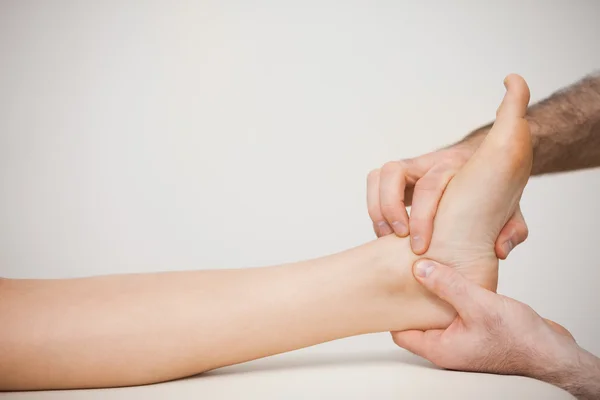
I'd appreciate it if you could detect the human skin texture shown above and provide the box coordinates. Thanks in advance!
[393,259,600,400]
[0,75,532,391]
[465,71,600,176]
[368,71,600,258]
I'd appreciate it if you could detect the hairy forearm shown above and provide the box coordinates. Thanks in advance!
[536,347,600,400]
[461,72,600,175]
[0,236,434,391]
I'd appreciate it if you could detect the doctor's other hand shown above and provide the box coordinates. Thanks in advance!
[392,260,600,400]
[366,137,528,259]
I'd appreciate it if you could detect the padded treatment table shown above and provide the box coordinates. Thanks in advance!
[1,342,574,399]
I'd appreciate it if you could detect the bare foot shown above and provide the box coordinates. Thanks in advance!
[429,74,532,285]
[400,74,533,329]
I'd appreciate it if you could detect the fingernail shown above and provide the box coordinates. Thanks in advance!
[411,235,424,252]
[502,239,514,256]
[415,261,436,278]
[377,221,393,236]
[391,221,408,236]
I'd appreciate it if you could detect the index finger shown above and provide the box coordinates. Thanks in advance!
[409,167,456,254]
[379,162,411,236]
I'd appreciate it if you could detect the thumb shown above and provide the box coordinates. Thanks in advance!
[413,259,493,321]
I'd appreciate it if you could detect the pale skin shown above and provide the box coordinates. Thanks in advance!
[370,72,600,399]
[0,238,422,390]
[0,74,534,391]
[395,259,600,400]
[368,71,600,257]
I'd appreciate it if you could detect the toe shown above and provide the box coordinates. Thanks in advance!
[496,73,530,119]
[476,74,533,177]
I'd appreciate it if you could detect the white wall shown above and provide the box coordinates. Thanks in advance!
[1,0,599,355]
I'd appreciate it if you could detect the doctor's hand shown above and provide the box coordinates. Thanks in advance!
[392,259,600,399]
[367,137,528,259]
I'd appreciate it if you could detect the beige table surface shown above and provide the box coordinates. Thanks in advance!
[1,343,573,400]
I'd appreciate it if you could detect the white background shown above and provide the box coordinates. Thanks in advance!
[0,0,599,391]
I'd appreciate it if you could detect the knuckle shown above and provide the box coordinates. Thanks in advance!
[367,168,380,182]
[414,171,453,193]
[414,177,441,192]
[380,202,402,218]
[431,167,458,186]
[381,161,404,175]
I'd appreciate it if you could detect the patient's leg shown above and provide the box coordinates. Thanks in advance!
[0,245,418,390]
[0,75,532,391]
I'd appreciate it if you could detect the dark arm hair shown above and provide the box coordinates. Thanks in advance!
[462,72,600,176]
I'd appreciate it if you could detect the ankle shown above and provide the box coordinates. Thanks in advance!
[362,235,416,295]
[354,236,454,331]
